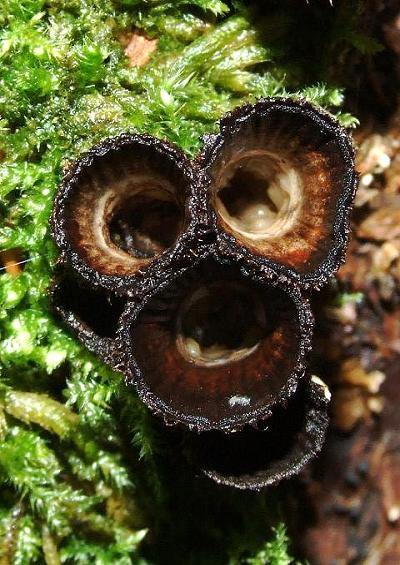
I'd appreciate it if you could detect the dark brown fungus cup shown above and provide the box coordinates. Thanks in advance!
[202,98,358,288]
[52,134,202,293]
[185,376,331,490]
[51,268,125,369]
[119,259,313,431]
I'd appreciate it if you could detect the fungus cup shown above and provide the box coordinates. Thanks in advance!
[51,268,125,368]
[52,134,204,293]
[185,377,330,490]
[202,98,357,288]
[120,259,313,431]
[51,97,356,488]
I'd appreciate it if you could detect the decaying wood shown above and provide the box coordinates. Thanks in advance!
[288,91,400,564]
[292,307,400,563]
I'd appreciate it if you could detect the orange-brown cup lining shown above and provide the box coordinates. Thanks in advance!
[63,144,189,276]
[210,112,349,273]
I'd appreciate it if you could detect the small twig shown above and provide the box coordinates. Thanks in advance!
[0,254,41,274]
[0,249,24,276]
[41,525,61,565]
[0,504,24,565]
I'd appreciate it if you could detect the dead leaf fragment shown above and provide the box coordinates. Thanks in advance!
[358,207,400,241]
[331,387,369,432]
[372,241,400,272]
[356,134,392,175]
[338,358,386,393]
[122,30,158,68]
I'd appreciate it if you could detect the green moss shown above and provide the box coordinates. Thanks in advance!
[0,0,367,562]
[244,525,299,565]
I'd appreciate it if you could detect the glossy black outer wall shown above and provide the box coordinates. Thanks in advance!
[50,268,125,369]
[189,378,330,490]
[51,97,356,488]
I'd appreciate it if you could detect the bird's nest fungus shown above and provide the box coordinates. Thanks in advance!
[51,97,357,490]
